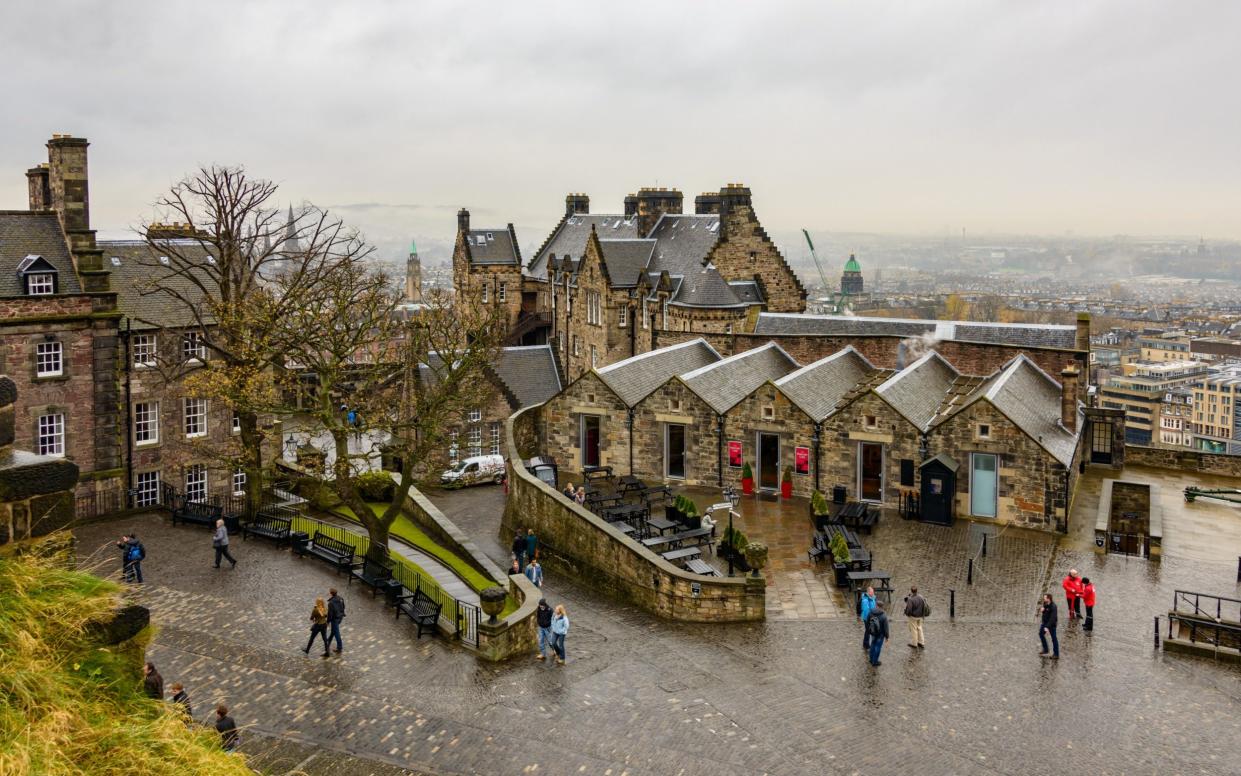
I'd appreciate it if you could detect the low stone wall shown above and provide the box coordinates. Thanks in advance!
[476,573,540,661]
[503,405,765,622]
[1126,445,1241,479]
[404,488,508,587]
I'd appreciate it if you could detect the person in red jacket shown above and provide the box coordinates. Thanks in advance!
[1080,577,1096,632]
[1062,569,1083,620]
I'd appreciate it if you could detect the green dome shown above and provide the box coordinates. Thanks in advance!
[843,254,861,273]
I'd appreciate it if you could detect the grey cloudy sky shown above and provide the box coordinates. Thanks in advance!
[2,1,1239,262]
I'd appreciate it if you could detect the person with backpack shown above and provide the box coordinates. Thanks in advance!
[534,598,554,660]
[117,534,145,583]
[859,586,877,651]
[903,585,929,649]
[302,598,330,657]
[1081,577,1096,632]
[865,601,890,667]
[326,588,346,655]
[212,519,237,569]
[1038,593,1060,659]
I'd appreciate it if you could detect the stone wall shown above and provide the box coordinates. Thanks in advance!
[722,381,813,496]
[706,190,806,313]
[0,375,80,546]
[505,406,764,621]
[475,572,540,662]
[820,391,923,508]
[541,371,629,476]
[630,378,721,486]
[403,487,508,587]
[1126,445,1241,478]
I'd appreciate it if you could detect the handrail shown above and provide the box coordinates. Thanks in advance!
[1172,589,1241,623]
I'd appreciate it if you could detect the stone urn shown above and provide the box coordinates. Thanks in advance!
[480,586,507,624]
[744,541,768,578]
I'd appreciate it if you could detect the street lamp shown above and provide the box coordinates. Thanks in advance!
[722,485,740,577]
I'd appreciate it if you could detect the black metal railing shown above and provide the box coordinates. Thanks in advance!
[898,491,920,520]
[1173,590,1241,624]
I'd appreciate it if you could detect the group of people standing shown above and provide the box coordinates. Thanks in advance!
[859,585,929,667]
[142,662,239,751]
[511,527,543,587]
[534,598,571,665]
[1040,569,1098,659]
[302,588,347,657]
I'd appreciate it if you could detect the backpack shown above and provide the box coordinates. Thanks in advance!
[127,543,143,562]
[866,613,883,637]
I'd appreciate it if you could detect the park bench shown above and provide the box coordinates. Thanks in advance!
[661,546,702,564]
[395,587,442,638]
[297,531,356,575]
[240,513,292,546]
[171,499,222,528]
[684,558,723,577]
[349,557,394,597]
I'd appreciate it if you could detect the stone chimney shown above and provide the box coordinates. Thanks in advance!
[1060,366,1079,433]
[1075,312,1091,353]
[623,194,638,218]
[635,187,682,237]
[26,164,50,210]
[45,135,107,291]
[694,192,721,214]
[716,183,752,243]
[565,193,589,217]
[457,208,470,234]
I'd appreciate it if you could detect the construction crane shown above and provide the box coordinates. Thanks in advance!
[802,229,833,292]
[1184,487,1241,505]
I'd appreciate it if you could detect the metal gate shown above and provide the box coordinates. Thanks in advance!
[458,601,480,647]
[1107,532,1148,557]
[1090,418,1114,464]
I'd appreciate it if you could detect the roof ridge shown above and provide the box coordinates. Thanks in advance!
[680,341,793,381]
[596,337,717,375]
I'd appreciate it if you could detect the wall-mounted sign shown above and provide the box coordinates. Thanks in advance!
[691,581,702,598]
[728,440,743,468]
[794,446,810,475]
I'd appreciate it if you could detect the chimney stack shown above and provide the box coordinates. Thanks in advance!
[623,194,638,218]
[634,187,682,237]
[716,183,752,243]
[565,193,590,217]
[694,192,721,214]
[1075,312,1091,353]
[44,135,107,291]
[26,164,50,210]
[457,208,470,234]
[1060,366,1079,433]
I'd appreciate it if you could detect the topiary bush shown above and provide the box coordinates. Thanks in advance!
[811,490,830,516]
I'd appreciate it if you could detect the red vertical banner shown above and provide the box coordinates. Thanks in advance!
[795,446,810,475]
[728,440,743,468]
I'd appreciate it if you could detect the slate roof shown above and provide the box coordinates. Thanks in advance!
[598,239,655,287]
[490,345,562,408]
[874,351,961,430]
[775,347,877,422]
[465,228,518,265]
[754,313,1079,350]
[0,211,81,296]
[680,342,799,414]
[596,338,721,407]
[728,280,764,305]
[530,215,639,277]
[644,214,721,276]
[673,262,743,308]
[101,240,213,330]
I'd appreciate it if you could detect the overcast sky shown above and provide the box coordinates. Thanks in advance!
[2,1,1239,262]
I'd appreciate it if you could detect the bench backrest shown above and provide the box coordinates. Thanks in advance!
[362,557,391,577]
[410,588,442,615]
[253,515,292,531]
[311,532,356,557]
[185,501,222,516]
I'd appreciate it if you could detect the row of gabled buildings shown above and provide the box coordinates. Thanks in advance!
[538,336,1091,531]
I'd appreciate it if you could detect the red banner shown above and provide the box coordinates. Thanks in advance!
[728,440,743,468]
[795,446,810,475]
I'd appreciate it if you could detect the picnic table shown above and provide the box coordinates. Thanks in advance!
[645,516,679,535]
[847,570,893,614]
[615,522,636,536]
[639,485,673,504]
[617,475,646,494]
[684,558,723,577]
[641,534,680,551]
[602,503,647,523]
[661,547,702,564]
[837,501,879,533]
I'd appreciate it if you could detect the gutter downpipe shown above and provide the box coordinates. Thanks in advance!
[812,421,822,492]
[627,407,635,476]
[122,317,134,508]
[717,413,725,487]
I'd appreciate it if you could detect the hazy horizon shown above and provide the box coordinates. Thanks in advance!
[3,1,1239,262]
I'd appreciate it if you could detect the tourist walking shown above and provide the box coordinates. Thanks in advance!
[212,519,237,569]
[302,597,330,657]
[117,533,145,583]
[1062,569,1082,620]
[510,557,521,576]
[327,588,346,654]
[142,662,163,699]
[170,682,192,722]
[904,585,929,648]
[511,531,527,571]
[525,528,538,562]
[551,604,570,665]
[1038,594,1060,658]
[1081,577,1096,632]
[859,586,877,651]
[215,705,240,751]
[866,601,889,667]
[534,598,554,660]
[525,558,544,588]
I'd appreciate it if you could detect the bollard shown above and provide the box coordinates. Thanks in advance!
[967,558,973,585]
[982,534,987,558]
[1154,615,1160,649]
[949,588,956,619]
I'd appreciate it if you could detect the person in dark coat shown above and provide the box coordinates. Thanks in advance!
[534,598,554,660]
[142,662,163,699]
[117,534,145,583]
[212,519,237,569]
[511,532,527,571]
[525,529,538,563]
[326,588,346,654]
[865,601,890,666]
[170,682,192,722]
[1039,594,1060,658]
[302,598,330,657]
[215,704,240,751]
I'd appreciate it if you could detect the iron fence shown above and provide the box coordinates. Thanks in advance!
[1106,532,1149,558]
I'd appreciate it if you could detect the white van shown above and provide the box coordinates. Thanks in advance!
[440,454,506,487]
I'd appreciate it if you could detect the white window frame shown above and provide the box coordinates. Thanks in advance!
[498,282,507,302]
[642,305,650,329]
[185,464,207,503]
[591,345,598,368]
[27,273,55,295]
[134,401,160,445]
[132,333,157,368]
[448,430,459,463]
[481,284,489,303]
[573,336,580,357]
[231,410,241,433]
[468,426,482,457]
[135,470,161,507]
[661,298,669,329]
[182,332,206,363]
[490,422,501,455]
[37,413,65,457]
[183,397,207,438]
[468,408,482,423]
[618,305,628,328]
[36,341,63,377]
[233,467,246,497]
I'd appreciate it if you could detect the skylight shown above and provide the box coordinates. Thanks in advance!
[109,256,121,266]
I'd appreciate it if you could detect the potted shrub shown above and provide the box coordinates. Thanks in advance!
[679,496,701,529]
[829,532,851,587]
[666,495,686,525]
[810,490,831,528]
[741,462,754,495]
[719,526,751,572]
[781,465,794,499]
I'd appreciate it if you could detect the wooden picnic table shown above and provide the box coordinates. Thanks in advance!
[617,475,646,493]
[583,466,614,480]
[661,547,702,563]
[645,516,678,535]
[848,570,893,614]
[684,558,723,577]
[602,503,646,522]
[640,485,673,504]
[615,522,636,536]
[641,534,680,551]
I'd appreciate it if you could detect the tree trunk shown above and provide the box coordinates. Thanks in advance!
[239,411,265,519]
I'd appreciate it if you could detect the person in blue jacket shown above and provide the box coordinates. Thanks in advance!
[859,586,877,650]
[550,604,570,665]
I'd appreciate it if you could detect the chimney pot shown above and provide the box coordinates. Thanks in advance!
[1060,366,1079,433]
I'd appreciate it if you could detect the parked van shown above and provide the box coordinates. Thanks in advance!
[440,454,506,487]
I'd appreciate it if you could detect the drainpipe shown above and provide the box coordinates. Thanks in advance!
[122,318,134,508]
[717,414,725,487]
[629,298,636,357]
[627,407,635,476]
[1062,468,1071,534]
[812,421,822,492]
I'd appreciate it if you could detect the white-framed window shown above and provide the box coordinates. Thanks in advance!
[36,341,63,377]
[490,422,501,455]
[481,284,489,303]
[231,410,241,433]
[183,397,207,437]
[37,413,64,457]
[661,298,669,329]
[185,464,207,502]
[468,426,482,457]
[27,273,55,296]
[134,401,159,445]
[448,430,459,462]
[618,305,628,327]
[133,333,157,367]
[233,467,246,496]
[498,282,507,302]
[573,336,580,356]
[591,345,598,368]
[585,291,601,325]
[468,408,482,423]
[135,470,161,507]
[182,331,206,362]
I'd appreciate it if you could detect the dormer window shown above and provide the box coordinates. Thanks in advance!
[27,273,54,295]
[17,255,58,296]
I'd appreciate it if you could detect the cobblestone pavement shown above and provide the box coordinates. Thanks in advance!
[74,489,1241,776]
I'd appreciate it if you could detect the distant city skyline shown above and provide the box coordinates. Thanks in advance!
[3,1,1239,260]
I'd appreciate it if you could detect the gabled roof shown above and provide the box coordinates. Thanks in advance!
[490,345,562,408]
[728,280,764,305]
[680,342,799,414]
[874,351,960,430]
[101,240,213,330]
[0,211,81,296]
[775,346,877,422]
[673,262,743,308]
[644,214,721,277]
[465,228,519,265]
[530,215,638,278]
[597,239,655,288]
[597,338,721,407]
[754,313,1079,350]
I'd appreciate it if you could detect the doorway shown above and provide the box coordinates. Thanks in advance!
[581,415,600,469]
[970,453,998,518]
[757,433,780,490]
[858,442,884,502]
[665,423,686,479]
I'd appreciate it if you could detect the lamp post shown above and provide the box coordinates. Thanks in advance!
[723,485,740,577]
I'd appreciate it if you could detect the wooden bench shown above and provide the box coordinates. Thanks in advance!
[822,524,862,551]
[394,587,442,638]
[685,558,723,577]
[297,531,356,575]
[661,546,701,564]
[349,557,393,597]
[808,532,829,563]
[171,499,222,528]
[241,513,292,545]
